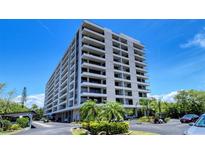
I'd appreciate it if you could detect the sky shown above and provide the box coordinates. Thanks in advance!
[1,19,205,105]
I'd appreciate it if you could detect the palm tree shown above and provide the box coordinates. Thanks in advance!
[99,101,125,122]
[140,98,151,120]
[80,100,99,122]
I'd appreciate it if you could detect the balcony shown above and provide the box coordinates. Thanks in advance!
[82,27,104,42]
[138,89,150,93]
[133,42,144,50]
[113,52,129,60]
[81,81,107,88]
[136,74,148,79]
[135,60,147,67]
[82,36,105,49]
[81,72,106,79]
[81,53,105,62]
[134,53,145,60]
[137,81,149,86]
[136,67,147,73]
[82,21,104,36]
[81,92,107,97]
[81,61,106,70]
[81,44,105,55]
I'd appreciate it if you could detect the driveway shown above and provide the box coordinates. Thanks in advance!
[129,119,190,135]
[15,121,78,135]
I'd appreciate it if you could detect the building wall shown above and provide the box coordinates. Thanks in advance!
[44,20,149,122]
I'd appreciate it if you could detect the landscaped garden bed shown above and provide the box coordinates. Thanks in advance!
[0,117,30,135]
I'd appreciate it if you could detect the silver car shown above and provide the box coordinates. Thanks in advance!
[184,114,205,135]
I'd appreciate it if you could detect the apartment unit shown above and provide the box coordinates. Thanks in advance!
[44,20,149,122]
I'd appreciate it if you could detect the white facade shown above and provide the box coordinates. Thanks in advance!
[44,20,149,122]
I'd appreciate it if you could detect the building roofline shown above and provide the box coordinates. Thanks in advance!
[82,20,143,46]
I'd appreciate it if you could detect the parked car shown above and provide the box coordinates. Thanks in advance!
[184,114,205,135]
[41,118,49,123]
[180,114,199,123]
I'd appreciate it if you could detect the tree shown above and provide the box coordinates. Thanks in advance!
[0,83,29,114]
[4,90,15,113]
[31,104,44,120]
[139,98,151,117]
[35,108,44,120]
[21,87,27,108]
[175,90,205,116]
[0,83,6,94]
[31,104,38,111]
[99,102,125,122]
[80,100,100,122]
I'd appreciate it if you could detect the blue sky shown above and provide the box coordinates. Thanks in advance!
[1,19,205,97]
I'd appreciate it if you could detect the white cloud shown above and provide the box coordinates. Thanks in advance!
[13,93,45,108]
[148,91,178,103]
[181,28,205,49]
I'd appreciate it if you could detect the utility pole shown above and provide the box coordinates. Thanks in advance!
[21,87,27,108]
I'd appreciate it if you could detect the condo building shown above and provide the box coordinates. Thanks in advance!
[44,20,149,122]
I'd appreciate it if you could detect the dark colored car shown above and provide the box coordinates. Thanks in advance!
[180,114,199,123]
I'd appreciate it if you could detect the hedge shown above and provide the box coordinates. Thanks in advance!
[82,121,129,135]
[0,119,12,131]
[10,124,21,130]
[16,117,29,128]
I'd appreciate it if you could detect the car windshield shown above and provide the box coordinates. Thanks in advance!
[183,114,194,118]
[195,116,205,127]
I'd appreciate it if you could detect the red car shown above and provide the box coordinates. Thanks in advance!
[180,114,199,123]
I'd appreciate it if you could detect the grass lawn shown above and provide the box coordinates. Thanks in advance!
[137,116,154,123]
[72,128,88,135]
[127,130,159,135]
[72,128,158,135]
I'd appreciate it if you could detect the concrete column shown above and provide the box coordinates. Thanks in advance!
[127,40,139,106]
[105,29,116,102]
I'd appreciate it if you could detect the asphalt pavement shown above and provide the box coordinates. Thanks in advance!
[129,119,190,135]
[15,119,190,135]
[15,121,77,135]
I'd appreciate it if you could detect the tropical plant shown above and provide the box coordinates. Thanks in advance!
[82,121,129,135]
[80,100,100,122]
[16,117,29,128]
[140,98,151,118]
[0,119,12,131]
[0,83,30,114]
[175,90,205,116]
[99,102,125,122]
[31,104,44,120]
[10,124,21,130]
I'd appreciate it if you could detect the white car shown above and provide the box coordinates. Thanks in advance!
[184,114,205,135]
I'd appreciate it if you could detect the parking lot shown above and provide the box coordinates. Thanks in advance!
[15,119,190,135]
[129,119,190,135]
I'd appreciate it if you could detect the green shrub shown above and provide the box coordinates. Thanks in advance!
[72,128,89,135]
[10,124,21,130]
[164,117,170,123]
[138,116,154,123]
[82,122,89,130]
[0,119,12,131]
[109,122,129,135]
[82,121,129,135]
[16,117,29,128]
[0,128,3,132]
